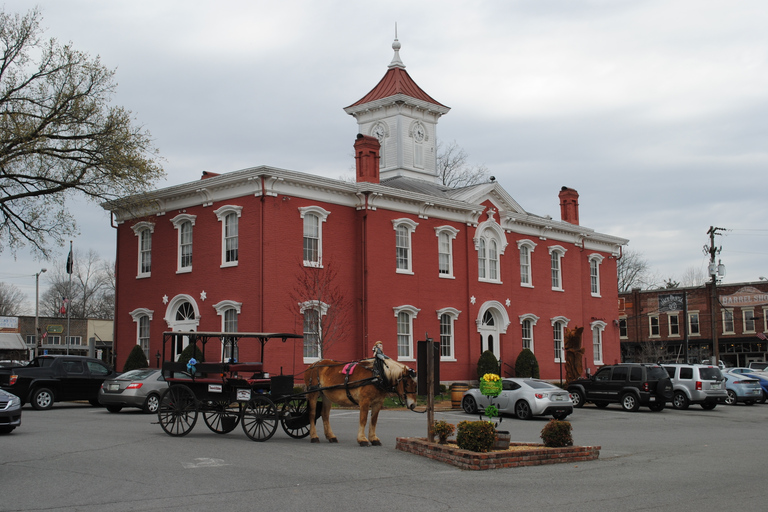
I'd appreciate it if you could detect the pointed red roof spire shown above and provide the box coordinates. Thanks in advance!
[345,37,449,110]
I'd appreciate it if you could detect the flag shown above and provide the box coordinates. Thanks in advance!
[758,332,768,341]
[66,242,73,274]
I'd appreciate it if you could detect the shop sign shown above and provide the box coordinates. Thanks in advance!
[720,286,768,307]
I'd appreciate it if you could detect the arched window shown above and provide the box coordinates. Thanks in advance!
[393,305,420,359]
[517,239,536,287]
[589,253,604,297]
[436,307,461,360]
[548,245,567,290]
[591,320,606,364]
[519,313,539,353]
[299,206,330,268]
[171,214,196,272]
[131,221,155,277]
[392,219,418,274]
[435,226,459,278]
[474,212,506,283]
[214,205,242,267]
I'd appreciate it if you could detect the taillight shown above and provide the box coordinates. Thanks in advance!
[642,382,650,391]
[696,381,702,390]
[126,382,143,390]
[535,393,546,399]
[9,374,17,385]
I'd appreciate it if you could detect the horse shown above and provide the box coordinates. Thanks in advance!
[304,357,418,446]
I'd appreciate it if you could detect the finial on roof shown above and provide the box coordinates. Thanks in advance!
[388,23,405,69]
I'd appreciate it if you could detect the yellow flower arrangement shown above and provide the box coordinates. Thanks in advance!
[479,373,502,396]
[482,373,500,382]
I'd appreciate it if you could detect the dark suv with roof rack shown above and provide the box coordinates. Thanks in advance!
[568,363,673,412]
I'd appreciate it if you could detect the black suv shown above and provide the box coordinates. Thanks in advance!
[568,364,673,412]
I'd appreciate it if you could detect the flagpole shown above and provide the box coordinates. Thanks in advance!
[66,241,73,355]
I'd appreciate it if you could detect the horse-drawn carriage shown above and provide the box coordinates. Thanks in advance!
[157,332,419,445]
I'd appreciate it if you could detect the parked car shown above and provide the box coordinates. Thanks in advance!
[98,368,168,413]
[748,362,768,371]
[724,369,768,403]
[721,372,762,405]
[0,388,22,434]
[461,378,573,420]
[568,363,673,412]
[726,367,760,375]
[662,364,726,410]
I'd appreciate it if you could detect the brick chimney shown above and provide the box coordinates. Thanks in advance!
[559,186,579,225]
[354,134,380,184]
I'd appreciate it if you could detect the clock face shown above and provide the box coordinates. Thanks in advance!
[372,124,385,142]
[414,123,425,142]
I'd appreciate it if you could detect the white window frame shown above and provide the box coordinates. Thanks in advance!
[688,311,701,336]
[743,308,756,333]
[129,308,154,359]
[435,226,459,279]
[519,313,540,353]
[300,300,330,363]
[171,214,196,273]
[619,316,628,339]
[517,239,536,288]
[131,221,155,278]
[299,206,331,268]
[591,320,606,365]
[551,316,570,363]
[667,313,680,337]
[393,305,420,360]
[548,245,566,291]
[393,218,418,275]
[649,315,660,338]
[214,205,243,267]
[436,307,460,361]
[588,253,604,297]
[722,309,735,334]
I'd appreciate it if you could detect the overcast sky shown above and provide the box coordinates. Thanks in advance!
[2,0,767,312]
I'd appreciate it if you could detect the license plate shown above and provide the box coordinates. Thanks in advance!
[109,384,119,391]
[237,389,251,401]
[650,396,656,401]
[554,395,565,401]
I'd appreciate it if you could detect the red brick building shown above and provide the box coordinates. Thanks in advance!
[619,282,768,367]
[103,40,627,382]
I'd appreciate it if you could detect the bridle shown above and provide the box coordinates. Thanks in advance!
[393,368,424,413]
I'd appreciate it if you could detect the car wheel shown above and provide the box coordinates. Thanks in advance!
[648,402,665,412]
[758,392,767,405]
[620,393,640,412]
[514,400,533,420]
[701,402,717,410]
[143,393,161,414]
[552,411,569,420]
[672,391,689,410]
[31,387,54,410]
[594,401,609,408]
[569,389,584,408]
[461,395,478,414]
[106,405,122,413]
[725,390,737,405]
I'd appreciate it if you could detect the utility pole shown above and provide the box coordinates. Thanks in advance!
[704,226,726,365]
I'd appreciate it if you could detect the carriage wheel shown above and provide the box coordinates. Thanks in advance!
[157,384,198,437]
[203,400,242,434]
[241,395,278,442]
[280,398,311,439]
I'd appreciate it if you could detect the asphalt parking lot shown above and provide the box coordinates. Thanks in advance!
[1,401,765,512]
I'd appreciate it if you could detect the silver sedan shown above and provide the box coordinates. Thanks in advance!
[98,368,168,413]
[461,378,573,420]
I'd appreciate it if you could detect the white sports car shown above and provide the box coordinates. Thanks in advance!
[461,378,573,420]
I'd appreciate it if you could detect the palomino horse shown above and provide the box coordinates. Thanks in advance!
[304,357,418,446]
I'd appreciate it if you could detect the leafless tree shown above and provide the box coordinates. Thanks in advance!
[288,260,352,358]
[680,266,707,287]
[617,248,655,292]
[39,249,113,318]
[0,281,27,315]
[436,140,490,188]
[0,8,164,258]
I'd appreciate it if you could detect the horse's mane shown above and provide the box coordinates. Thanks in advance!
[369,358,410,385]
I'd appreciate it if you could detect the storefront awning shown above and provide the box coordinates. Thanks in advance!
[0,332,27,350]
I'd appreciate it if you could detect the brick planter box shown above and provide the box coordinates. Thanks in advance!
[395,437,600,471]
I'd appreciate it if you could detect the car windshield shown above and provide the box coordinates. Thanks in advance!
[700,368,722,380]
[524,380,557,389]
[646,366,668,380]
[118,369,155,380]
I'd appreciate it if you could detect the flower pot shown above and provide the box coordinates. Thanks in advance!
[479,380,502,397]
[494,430,511,450]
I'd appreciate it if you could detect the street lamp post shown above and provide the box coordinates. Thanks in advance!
[35,268,47,358]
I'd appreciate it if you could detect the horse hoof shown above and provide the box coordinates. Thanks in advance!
[371,440,382,446]
[359,441,370,447]
[329,438,338,443]
[310,438,320,444]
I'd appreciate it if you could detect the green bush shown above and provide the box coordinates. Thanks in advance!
[179,343,203,366]
[515,349,540,378]
[456,420,496,452]
[476,350,500,380]
[123,344,149,372]
[540,419,573,447]
[432,420,455,444]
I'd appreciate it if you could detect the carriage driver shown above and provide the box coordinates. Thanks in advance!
[371,341,390,384]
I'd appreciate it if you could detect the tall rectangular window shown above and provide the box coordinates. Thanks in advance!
[396,225,410,271]
[303,308,321,359]
[723,309,734,334]
[303,213,320,264]
[689,312,700,335]
[592,327,603,363]
[140,229,152,274]
[478,239,487,279]
[522,319,533,351]
[744,310,756,333]
[551,252,562,289]
[553,322,564,362]
[397,312,412,358]
[139,315,150,358]
[650,316,660,337]
[439,314,453,358]
[179,221,193,269]
[489,240,499,281]
[224,213,238,263]
[590,259,599,295]
[438,232,451,275]
[619,318,628,338]
[520,245,531,285]
[668,314,680,336]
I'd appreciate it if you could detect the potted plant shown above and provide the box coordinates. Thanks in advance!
[432,420,455,444]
